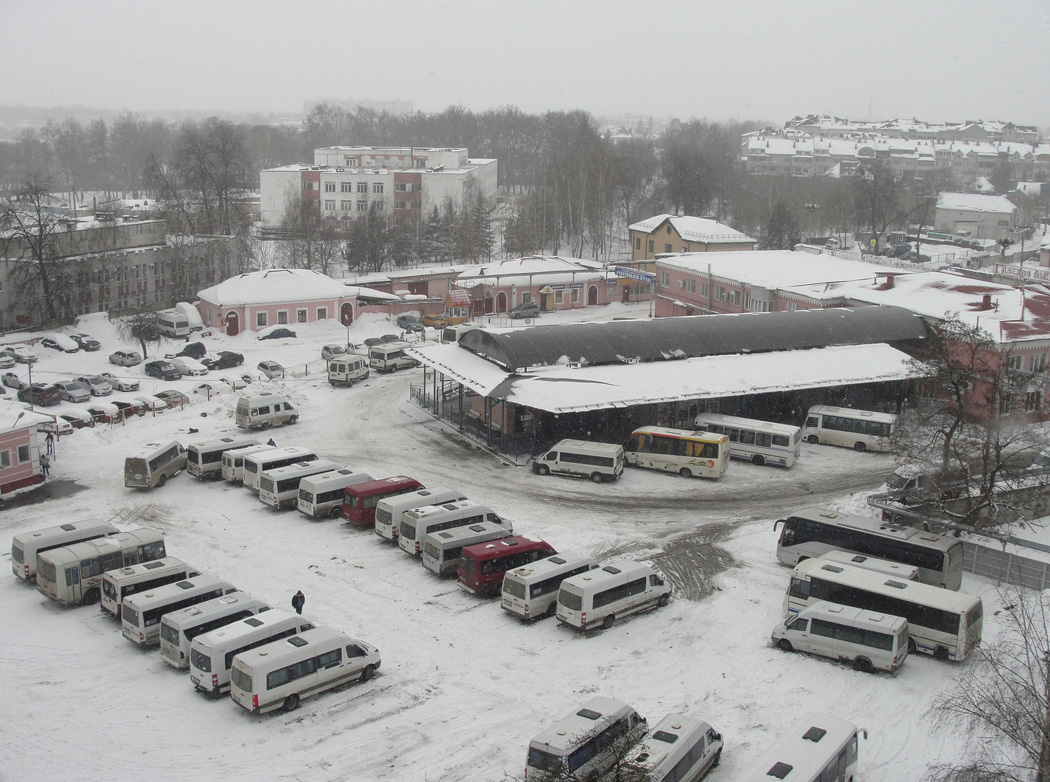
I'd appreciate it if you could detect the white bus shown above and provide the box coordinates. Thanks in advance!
[221,444,275,483]
[259,459,339,510]
[786,557,983,661]
[526,696,648,782]
[557,561,672,632]
[772,600,909,674]
[297,467,374,519]
[398,500,508,556]
[242,446,317,493]
[186,434,258,480]
[157,308,191,337]
[36,529,166,606]
[502,554,600,621]
[693,412,802,468]
[121,575,238,646]
[738,713,866,782]
[190,609,315,697]
[374,486,467,542]
[422,521,512,576]
[229,626,381,714]
[11,521,119,581]
[531,439,625,483]
[623,426,730,479]
[820,550,919,582]
[801,404,898,452]
[159,592,271,668]
[124,440,187,489]
[101,557,200,619]
[774,507,964,590]
[621,714,724,782]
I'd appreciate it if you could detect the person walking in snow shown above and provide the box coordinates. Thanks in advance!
[291,590,305,615]
[40,454,50,479]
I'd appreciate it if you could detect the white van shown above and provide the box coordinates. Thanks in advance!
[156,309,191,337]
[121,575,238,646]
[297,467,374,519]
[501,554,600,621]
[771,600,909,673]
[374,486,468,542]
[557,561,671,632]
[327,355,370,387]
[422,521,512,576]
[622,713,724,782]
[101,557,201,619]
[235,394,298,430]
[159,592,271,669]
[242,447,318,493]
[187,434,259,480]
[440,324,478,344]
[398,500,508,556]
[124,440,187,489]
[229,626,381,714]
[221,444,275,483]
[532,439,625,483]
[258,459,340,510]
[369,342,418,373]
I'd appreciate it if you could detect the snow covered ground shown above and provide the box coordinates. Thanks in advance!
[0,304,1006,780]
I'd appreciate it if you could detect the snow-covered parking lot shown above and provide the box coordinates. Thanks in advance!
[0,308,1002,780]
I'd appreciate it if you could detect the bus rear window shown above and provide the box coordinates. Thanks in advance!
[11,545,23,564]
[122,606,140,627]
[527,748,564,772]
[460,557,478,576]
[559,590,583,611]
[160,622,180,645]
[503,579,526,599]
[230,666,252,693]
[190,648,211,672]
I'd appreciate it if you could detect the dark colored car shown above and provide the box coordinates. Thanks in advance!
[70,333,101,351]
[171,342,207,360]
[40,337,79,353]
[60,413,92,430]
[202,350,244,370]
[508,301,541,319]
[396,315,424,333]
[18,383,63,406]
[144,360,182,381]
[258,328,297,340]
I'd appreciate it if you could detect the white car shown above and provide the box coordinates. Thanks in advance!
[109,350,142,367]
[321,344,348,361]
[0,354,15,370]
[99,372,140,392]
[169,356,208,377]
[75,375,114,397]
[56,380,92,403]
[1,345,38,364]
[257,360,284,379]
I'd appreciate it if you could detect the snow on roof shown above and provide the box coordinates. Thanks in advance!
[937,192,1016,213]
[0,407,52,430]
[453,256,608,288]
[629,214,755,244]
[197,268,398,306]
[658,250,903,291]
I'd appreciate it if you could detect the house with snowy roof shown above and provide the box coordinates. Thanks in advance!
[935,193,1017,241]
[628,214,755,261]
[452,256,615,315]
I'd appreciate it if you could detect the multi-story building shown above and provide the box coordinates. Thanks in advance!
[935,193,1016,240]
[784,115,1041,144]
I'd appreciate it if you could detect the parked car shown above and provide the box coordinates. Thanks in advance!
[321,344,348,361]
[144,360,181,381]
[55,380,92,403]
[362,337,383,348]
[61,411,93,429]
[201,350,244,370]
[380,334,401,343]
[508,302,541,319]
[885,243,912,259]
[170,341,207,360]
[257,327,297,340]
[0,354,15,370]
[110,400,135,420]
[132,396,164,413]
[75,375,114,397]
[99,372,140,392]
[40,334,80,353]
[257,360,285,379]
[396,314,425,333]
[109,350,142,367]
[155,390,190,408]
[38,417,75,436]
[168,356,208,377]
[219,376,248,390]
[18,383,63,406]
[2,372,26,391]
[2,345,38,364]
[420,313,449,329]
[86,403,118,424]
[70,333,101,351]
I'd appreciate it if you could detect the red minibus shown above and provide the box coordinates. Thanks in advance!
[342,475,424,527]
[457,536,557,596]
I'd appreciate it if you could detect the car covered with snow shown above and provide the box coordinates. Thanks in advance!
[1,344,38,364]
[75,375,114,397]
[56,380,92,403]
[99,372,140,392]
[109,350,142,367]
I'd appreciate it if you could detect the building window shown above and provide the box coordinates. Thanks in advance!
[277,310,288,325]
[687,279,696,294]
[345,157,357,167]
[396,201,407,209]
[635,238,641,250]
[416,158,426,167]
[373,182,384,194]
[682,246,689,253]
[1026,391,1042,412]
[647,240,654,253]
[357,182,367,193]
[660,272,670,288]
[324,200,335,211]
[786,302,798,311]
[717,286,727,301]
[1032,354,1048,373]
[701,282,709,297]
[521,293,532,304]
[0,450,9,468]
[17,444,29,463]
[357,201,367,211]
[1007,355,1023,371]
[324,182,335,192]
[297,309,308,323]
[303,181,313,191]
[256,312,268,327]
[729,290,741,305]
[555,290,564,304]
[396,182,407,191]
[341,182,352,193]
[571,288,579,303]
[665,243,673,253]
[341,200,351,211]
[316,307,328,320]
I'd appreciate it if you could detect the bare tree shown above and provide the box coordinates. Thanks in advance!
[852,160,905,252]
[277,193,344,275]
[113,309,162,359]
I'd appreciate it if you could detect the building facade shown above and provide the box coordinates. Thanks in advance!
[935,193,1017,240]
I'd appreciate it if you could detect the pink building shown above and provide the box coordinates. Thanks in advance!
[453,256,616,314]
[0,409,48,497]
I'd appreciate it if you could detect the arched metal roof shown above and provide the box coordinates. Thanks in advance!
[457,306,929,371]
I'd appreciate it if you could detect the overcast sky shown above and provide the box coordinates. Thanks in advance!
[5,0,1049,127]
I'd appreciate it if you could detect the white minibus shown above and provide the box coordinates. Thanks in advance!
[186,434,258,479]
[327,355,370,386]
[422,521,512,576]
[242,447,318,493]
[259,459,339,510]
[159,592,271,668]
[11,521,118,581]
[738,713,866,782]
[623,426,730,479]
[526,696,648,782]
[368,342,418,373]
[820,549,919,581]
[801,404,898,452]
[230,626,381,714]
[156,309,191,337]
[531,439,625,483]
[501,554,600,621]
[374,486,467,542]
[297,467,374,519]
[398,500,508,556]
[621,713,724,782]
[221,443,275,483]
[557,561,671,632]
[101,557,200,619]
[36,528,166,606]
[772,600,909,674]
[124,440,187,489]
[440,323,478,344]
[693,412,802,468]
[190,609,315,697]
[121,575,237,646]
[235,394,298,430]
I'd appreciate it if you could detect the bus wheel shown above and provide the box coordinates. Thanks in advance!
[536,464,550,476]
[908,637,917,654]
[853,656,874,673]
[807,435,819,445]
[545,602,558,619]
[602,615,615,630]
[158,475,167,488]
[658,593,669,607]
[330,507,342,519]
[679,468,692,479]
[260,422,270,431]
[82,588,100,606]
[289,416,298,425]
[283,694,300,712]
[361,664,376,682]
[712,748,721,768]
[752,455,765,466]
[778,639,793,652]
[590,472,604,484]
[853,442,866,452]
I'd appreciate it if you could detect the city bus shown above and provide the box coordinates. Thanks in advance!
[773,507,964,590]
[621,713,724,782]
[35,528,166,606]
[11,520,119,581]
[242,447,317,493]
[738,713,866,782]
[374,486,468,542]
[526,696,648,781]
[398,500,507,556]
[622,426,730,479]
[121,574,237,646]
[501,554,600,621]
[186,434,259,480]
[101,557,200,619]
[786,557,983,661]
[693,412,802,468]
[258,459,339,510]
[342,475,424,527]
[297,467,374,519]
[556,561,672,632]
[190,609,315,697]
[422,522,512,577]
[801,405,898,452]
[221,444,275,483]
[458,536,557,596]
[159,592,270,668]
